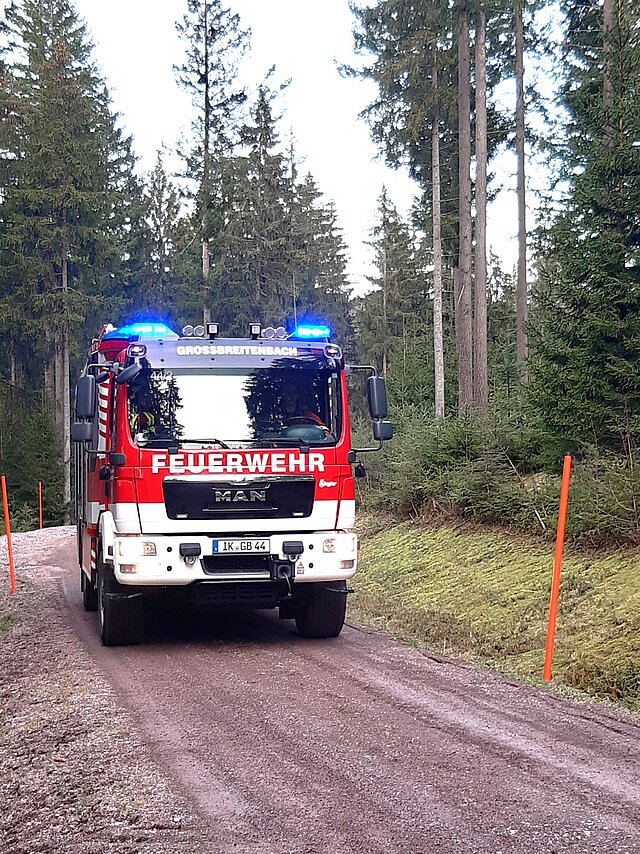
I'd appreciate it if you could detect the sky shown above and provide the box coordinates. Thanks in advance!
[7,0,522,294]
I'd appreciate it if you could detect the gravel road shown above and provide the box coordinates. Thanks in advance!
[1,527,639,853]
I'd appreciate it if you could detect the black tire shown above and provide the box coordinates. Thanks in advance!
[294,581,347,639]
[97,562,144,646]
[81,567,98,612]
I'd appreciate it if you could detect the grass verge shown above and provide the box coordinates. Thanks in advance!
[350,515,640,708]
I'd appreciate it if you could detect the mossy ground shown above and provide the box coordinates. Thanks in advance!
[0,612,13,638]
[350,516,640,707]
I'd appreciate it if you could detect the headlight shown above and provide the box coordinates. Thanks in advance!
[118,539,156,558]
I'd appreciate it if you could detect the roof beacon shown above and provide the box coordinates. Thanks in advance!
[103,322,175,340]
[295,324,331,340]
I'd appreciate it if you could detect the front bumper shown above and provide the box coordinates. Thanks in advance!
[112,531,358,586]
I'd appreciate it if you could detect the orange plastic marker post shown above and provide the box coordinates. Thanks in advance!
[1,475,16,595]
[38,481,43,529]
[543,454,573,682]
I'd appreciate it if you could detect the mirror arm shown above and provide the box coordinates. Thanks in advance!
[348,439,384,460]
[86,361,116,374]
[345,364,378,378]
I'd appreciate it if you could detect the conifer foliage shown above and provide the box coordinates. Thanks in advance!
[0,1,355,522]
[174,0,249,325]
[0,0,139,520]
[212,83,353,339]
[531,0,640,452]
[2,0,639,542]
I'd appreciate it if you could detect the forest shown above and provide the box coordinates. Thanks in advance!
[0,0,639,546]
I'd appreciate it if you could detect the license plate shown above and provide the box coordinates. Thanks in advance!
[213,539,270,554]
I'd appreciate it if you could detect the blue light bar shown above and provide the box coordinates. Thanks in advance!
[103,322,175,340]
[294,324,331,339]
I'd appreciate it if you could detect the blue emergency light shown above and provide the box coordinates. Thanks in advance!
[294,324,331,339]
[103,322,175,340]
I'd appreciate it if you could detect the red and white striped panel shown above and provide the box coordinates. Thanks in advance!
[97,380,110,457]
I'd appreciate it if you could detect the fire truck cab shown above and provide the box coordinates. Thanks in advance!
[72,321,392,645]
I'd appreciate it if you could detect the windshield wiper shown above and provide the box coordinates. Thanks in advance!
[137,436,179,448]
[136,436,230,450]
[180,438,230,449]
[258,437,312,450]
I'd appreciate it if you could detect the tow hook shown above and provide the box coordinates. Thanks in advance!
[277,564,294,579]
[277,564,293,596]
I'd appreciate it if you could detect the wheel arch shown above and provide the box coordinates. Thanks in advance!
[99,511,117,566]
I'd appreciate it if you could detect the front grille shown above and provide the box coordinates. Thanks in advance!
[163,476,315,520]
[195,581,280,608]
[202,555,270,575]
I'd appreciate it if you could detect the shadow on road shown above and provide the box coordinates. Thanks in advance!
[141,603,309,648]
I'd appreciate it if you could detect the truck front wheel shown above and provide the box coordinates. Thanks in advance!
[294,581,347,639]
[97,563,144,646]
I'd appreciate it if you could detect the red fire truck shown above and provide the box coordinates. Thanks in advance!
[72,321,392,645]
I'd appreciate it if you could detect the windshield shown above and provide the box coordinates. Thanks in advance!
[127,366,342,448]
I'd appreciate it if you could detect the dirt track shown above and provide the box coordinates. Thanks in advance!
[1,528,640,853]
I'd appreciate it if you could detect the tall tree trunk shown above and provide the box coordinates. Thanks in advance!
[201,1,211,326]
[54,336,64,435]
[602,0,614,222]
[202,241,211,325]
[44,361,54,411]
[382,240,388,378]
[457,8,473,410]
[515,0,528,379]
[61,254,71,524]
[9,345,17,387]
[474,7,488,411]
[603,0,613,118]
[432,99,445,421]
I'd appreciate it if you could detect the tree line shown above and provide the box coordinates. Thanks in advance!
[0,0,639,543]
[0,0,352,523]
[352,0,640,544]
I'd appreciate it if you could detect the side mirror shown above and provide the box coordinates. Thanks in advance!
[373,420,393,442]
[115,363,141,385]
[75,375,96,420]
[71,422,92,443]
[367,376,388,420]
[109,452,126,466]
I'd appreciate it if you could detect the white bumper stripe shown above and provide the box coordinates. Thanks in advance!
[135,500,339,535]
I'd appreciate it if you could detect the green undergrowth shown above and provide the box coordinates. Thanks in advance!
[0,612,13,638]
[350,515,640,708]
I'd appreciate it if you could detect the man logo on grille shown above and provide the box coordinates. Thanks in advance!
[213,489,268,503]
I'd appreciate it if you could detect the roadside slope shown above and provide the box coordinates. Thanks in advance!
[352,517,640,705]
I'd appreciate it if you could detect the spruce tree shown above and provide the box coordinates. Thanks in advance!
[289,175,353,347]
[0,0,136,518]
[349,0,514,413]
[356,190,427,385]
[174,0,249,325]
[213,84,291,332]
[531,0,640,450]
[132,153,186,325]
